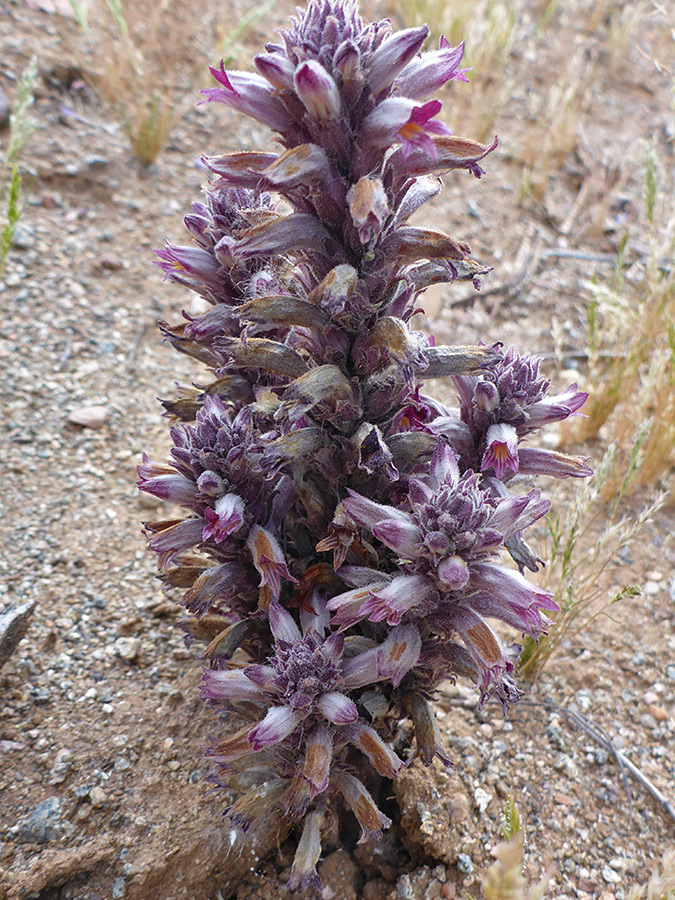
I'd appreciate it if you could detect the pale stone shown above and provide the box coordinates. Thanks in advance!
[68,405,109,429]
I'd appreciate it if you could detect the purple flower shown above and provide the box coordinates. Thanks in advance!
[202,596,414,788]
[140,0,592,877]
[481,422,519,479]
[331,441,555,702]
[395,35,470,100]
[294,61,342,122]
[428,347,592,481]
[201,62,291,133]
[364,25,429,96]
[202,493,246,542]
[361,98,451,159]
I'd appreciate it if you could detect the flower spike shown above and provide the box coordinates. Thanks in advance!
[141,0,590,880]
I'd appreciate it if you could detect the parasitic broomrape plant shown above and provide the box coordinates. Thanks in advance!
[139,0,591,888]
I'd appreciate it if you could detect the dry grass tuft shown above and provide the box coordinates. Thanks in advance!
[64,0,272,164]
[67,0,203,164]
[392,0,520,141]
[562,147,675,494]
[1,56,37,275]
[479,799,551,900]
[518,53,594,201]
[519,436,664,682]
[627,848,675,900]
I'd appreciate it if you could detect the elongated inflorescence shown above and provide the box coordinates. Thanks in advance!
[139,0,590,888]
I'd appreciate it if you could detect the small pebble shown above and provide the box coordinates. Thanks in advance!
[396,874,413,899]
[90,786,107,807]
[68,405,109,429]
[99,252,124,271]
[112,877,126,899]
[473,787,492,813]
[115,637,140,661]
[17,797,62,843]
[456,854,473,875]
[11,224,34,250]
[602,866,622,884]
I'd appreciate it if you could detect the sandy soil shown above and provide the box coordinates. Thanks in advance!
[1,0,674,897]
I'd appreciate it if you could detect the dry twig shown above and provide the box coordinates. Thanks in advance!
[521,698,675,826]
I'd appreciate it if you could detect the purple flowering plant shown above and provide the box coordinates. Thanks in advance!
[139,0,591,888]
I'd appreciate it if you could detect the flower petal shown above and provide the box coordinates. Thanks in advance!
[358,574,435,626]
[342,490,415,533]
[202,493,246,543]
[333,771,392,844]
[294,60,342,122]
[315,690,358,724]
[248,705,306,750]
[302,725,333,797]
[371,519,423,558]
[288,810,323,892]
[343,623,421,688]
[518,448,593,478]
[343,723,404,778]
[200,668,266,702]
[248,525,297,602]
[406,692,453,767]
[365,25,429,96]
[268,601,302,645]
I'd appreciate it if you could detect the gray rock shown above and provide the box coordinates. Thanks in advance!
[0,599,36,670]
[0,86,9,128]
[17,797,62,843]
[396,874,414,899]
[456,853,473,874]
[112,877,126,898]
[602,865,622,884]
[11,224,34,250]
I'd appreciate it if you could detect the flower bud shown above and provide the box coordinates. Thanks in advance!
[294,61,342,122]
[347,176,390,244]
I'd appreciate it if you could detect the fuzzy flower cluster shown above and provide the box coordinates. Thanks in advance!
[139,0,590,889]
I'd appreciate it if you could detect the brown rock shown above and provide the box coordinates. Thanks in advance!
[89,786,107,808]
[395,762,474,864]
[354,829,404,881]
[363,880,391,900]
[2,840,115,900]
[648,704,668,722]
[99,252,124,271]
[449,791,470,824]
[318,849,358,900]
